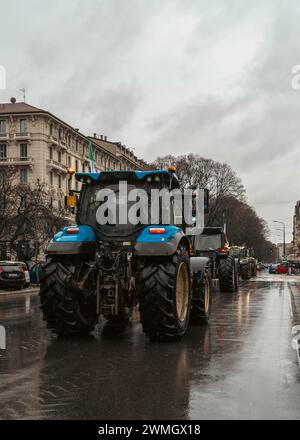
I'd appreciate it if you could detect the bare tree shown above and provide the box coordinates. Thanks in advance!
[152,154,271,255]
[0,172,69,261]
[152,154,246,224]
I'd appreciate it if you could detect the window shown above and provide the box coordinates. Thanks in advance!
[0,120,6,134]
[20,119,28,134]
[58,151,61,163]
[68,135,71,147]
[75,160,78,172]
[82,162,85,172]
[58,174,62,189]
[49,172,53,185]
[20,168,28,184]
[59,128,63,139]
[49,147,53,160]
[68,156,71,168]
[50,124,53,135]
[0,144,6,159]
[20,144,27,159]
[76,140,78,152]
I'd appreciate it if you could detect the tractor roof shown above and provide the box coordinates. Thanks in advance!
[75,170,180,189]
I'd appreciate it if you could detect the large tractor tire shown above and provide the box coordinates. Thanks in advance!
[251,262,257,277]
[218,256,236,293]
[139,247,191,341]
[190,265,212,325]
[241,263,252,280]
[39,259,98,336]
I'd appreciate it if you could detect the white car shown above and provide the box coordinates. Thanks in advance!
[0,261,30,287]
[17,262,30,286]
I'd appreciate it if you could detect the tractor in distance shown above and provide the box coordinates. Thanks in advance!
[229,246,257,280]
[190,227,238,293]
[39,167,213,341]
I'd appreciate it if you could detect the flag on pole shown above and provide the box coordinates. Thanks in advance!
[89,142,96,172]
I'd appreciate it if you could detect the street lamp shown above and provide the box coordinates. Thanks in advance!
[273,220,286,259]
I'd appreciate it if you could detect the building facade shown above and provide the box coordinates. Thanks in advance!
[0,99,149,203]
[292,201,300,258]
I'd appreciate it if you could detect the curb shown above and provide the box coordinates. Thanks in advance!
[0,287,40,296]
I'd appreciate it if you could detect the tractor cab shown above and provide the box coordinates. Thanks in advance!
[71,170,181,242]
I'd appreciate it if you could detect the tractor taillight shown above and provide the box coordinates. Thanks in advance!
[149,228,166,234]
[66,228,79,235]
[217,246,228,254]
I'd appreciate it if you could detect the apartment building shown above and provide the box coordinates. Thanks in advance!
[0,98,149,201]
[292,200,300,257]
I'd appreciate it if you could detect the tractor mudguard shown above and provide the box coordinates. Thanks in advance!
[46,225,96,256]
[190,256,210,278]
[134,226,190,257]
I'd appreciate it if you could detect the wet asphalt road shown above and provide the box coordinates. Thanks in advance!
[1,272,300,420]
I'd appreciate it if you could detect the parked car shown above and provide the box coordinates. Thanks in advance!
[276,263,296,275]
[16,262,30,286]
[276,265,287,274]
[269,264,279,274]
[26,261,43,284]
[0,261,27,290]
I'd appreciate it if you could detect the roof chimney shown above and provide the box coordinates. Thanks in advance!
[10,97,16,104]
[93,133,97,138]
[104,136,107,141]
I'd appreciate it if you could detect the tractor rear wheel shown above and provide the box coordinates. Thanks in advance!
[190,265,212,324]
[251,263,257,277]
[39,258,98,336]
[241,263,252,280]
[218,256,236,293]
[139,247,191,341]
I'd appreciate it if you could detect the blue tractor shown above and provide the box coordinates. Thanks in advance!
[40,169,212,341]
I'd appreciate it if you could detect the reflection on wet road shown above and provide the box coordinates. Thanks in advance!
[1,273,300,420]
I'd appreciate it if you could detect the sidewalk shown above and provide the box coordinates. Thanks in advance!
[289,282,300,366]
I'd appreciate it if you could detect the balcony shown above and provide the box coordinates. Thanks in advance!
[15,132,30,141]
[50,135,58,145]
[0,157,34,167]
[0,132,8,141]
[58,139,67,150]
[47,159,68,173]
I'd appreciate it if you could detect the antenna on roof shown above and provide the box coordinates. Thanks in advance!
[19,88,26,102]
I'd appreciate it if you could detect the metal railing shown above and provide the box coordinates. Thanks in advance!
[15,132,30,138]
[47,159,68,170]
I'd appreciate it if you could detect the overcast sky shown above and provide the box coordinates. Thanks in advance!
[0,0,299,243]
